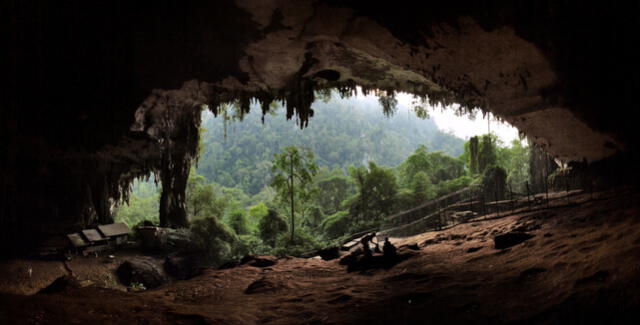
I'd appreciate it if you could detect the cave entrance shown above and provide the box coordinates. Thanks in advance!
[118,87,548,267]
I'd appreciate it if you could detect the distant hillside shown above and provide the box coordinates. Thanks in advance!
[197,94,465,194]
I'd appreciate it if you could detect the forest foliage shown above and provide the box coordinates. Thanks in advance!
[114,92,530,266]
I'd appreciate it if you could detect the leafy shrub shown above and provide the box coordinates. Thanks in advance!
[233,234,272,257]
[258,209,288,247]
[395,188,415,211]
[248,202,269,230]
[190,217,237,267]
[322,210,351,239]
[227,208,249,235]
[435,175,473,196]
[482,165,507,201]
[164,228,198,254]
[273,229,322,257]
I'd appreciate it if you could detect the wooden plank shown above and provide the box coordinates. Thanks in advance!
[82,229,107,242]
[97,222,131,237]
[67,233,89,248]
[82,244,111,256]
[341,240,359,251]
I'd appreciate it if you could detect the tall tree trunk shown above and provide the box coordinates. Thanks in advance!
[159,154,190,228]
[290,153,295,242]
[470,136,479,174]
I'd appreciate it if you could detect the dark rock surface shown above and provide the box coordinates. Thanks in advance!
[38,275,82,294]
[117,260,168,289]
[241,255,278,268]
[494,232,535,249]
[575,270,610,286]
[164,254,201,280]
[316,246,342,261]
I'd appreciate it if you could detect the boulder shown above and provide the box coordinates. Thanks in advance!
[339,252,359,266]
[513,222,541,232]
[240,255,278,267]
[316,246,341,261]
[164,254,201,280]
[136,227,166,250]
[117,260,168,289]
[38,275,82,294]
[218,260,241,270]
[493,232,535,249]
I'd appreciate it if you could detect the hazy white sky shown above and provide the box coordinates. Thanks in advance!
[357,90,522,144]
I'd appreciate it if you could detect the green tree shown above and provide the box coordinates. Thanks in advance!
[271,146,318,242]
[426,151,465,183]
[258,209,288,247]
[302,204,325,231]
[248,202,269,229]
[411,171,435,204]
[314,173,354,215]
[186,170,227,220]
[482,166,508,201]
[399,145,431,187]
[190,216,237,266]
[349,165,368,222]
[468,136,479,174]
[114,178,160,227]
[478,134,497,173]
[321,210,351,239]
[349,162,398,222]
[196,94,464,195]
[227,208,249,235]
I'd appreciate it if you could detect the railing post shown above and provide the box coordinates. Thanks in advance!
[495,189,500,218]
[526,181,531,212]
[509,183,514,212]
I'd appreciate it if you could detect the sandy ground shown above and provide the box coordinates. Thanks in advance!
[1,189,640,324]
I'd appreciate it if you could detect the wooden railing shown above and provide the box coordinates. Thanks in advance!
[384,185,482,227]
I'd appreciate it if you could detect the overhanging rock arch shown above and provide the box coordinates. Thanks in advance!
[3,0,638,253]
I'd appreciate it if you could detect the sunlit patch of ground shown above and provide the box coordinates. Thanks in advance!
[2,189,640,324]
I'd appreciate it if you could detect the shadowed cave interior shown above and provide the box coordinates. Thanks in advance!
[2,1,640,324]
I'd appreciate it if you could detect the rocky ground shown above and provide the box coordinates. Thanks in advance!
[1,188,640,324]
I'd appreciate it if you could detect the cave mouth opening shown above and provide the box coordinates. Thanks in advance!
[115,84,536,269]
[3,2,640,322]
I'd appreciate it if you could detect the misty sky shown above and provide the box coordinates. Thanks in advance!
[356,90,522,144]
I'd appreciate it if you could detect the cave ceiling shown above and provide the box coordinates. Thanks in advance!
[125,0,637,163]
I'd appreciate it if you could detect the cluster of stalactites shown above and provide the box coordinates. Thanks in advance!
[201,78,485,131]
[111,75,491,227]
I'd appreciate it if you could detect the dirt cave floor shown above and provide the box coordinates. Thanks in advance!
[2,189,640,324]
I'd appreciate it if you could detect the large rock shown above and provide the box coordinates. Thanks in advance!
[38,275,82,294]
[316,246,341,261]
[117,260,168,289]
[493,232,535,249]
[240,255,277,268]
[136,227,167,250]
[164,254,201,280]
